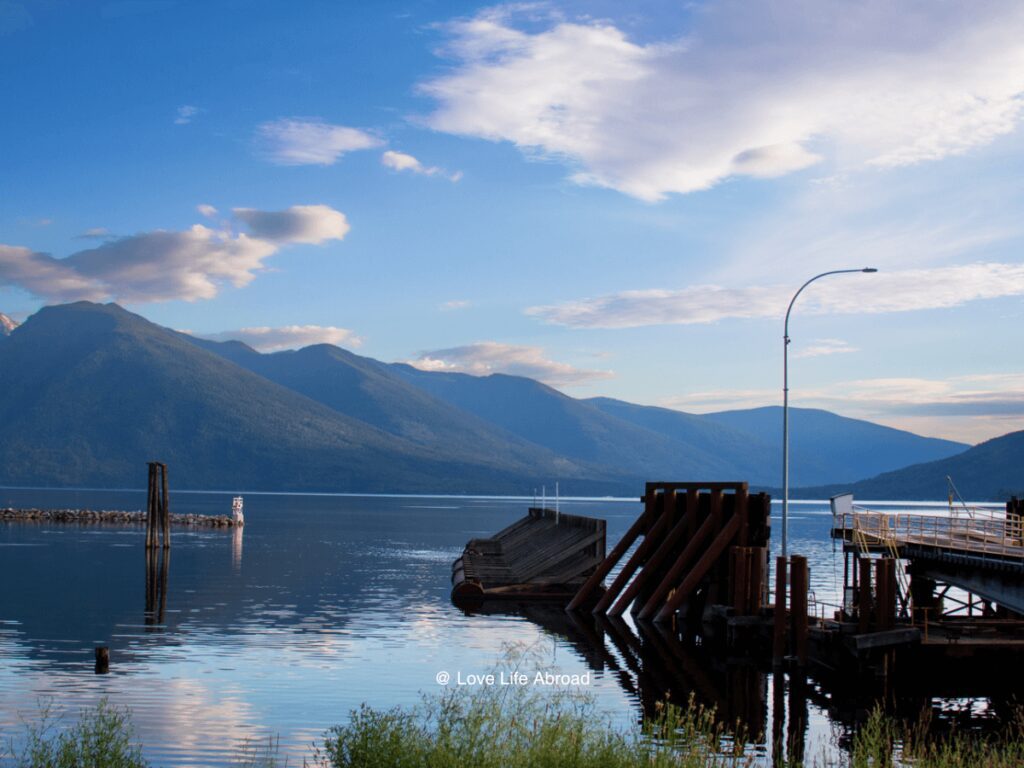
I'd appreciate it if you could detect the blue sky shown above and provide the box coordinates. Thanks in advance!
[2,0,1023,444]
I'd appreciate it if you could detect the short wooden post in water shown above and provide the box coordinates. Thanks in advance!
[95,646,109,674]
[790,555,809,667]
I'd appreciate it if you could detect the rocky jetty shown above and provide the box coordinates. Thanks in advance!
[0,508,239,527]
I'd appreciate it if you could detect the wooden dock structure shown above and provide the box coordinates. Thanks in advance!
[450,483,1024,688]
[568,482,771,622]
[451,507,606,603]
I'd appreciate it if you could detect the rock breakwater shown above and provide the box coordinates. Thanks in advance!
[0,508,239,527]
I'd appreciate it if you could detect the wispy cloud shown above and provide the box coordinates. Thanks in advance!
[381,150,462,181]
[257,118,382,165]
[0,205,350,304]
[527,263,1024,328]
[422,2,1024,200]
[440,299,471,311]
[196,204,217,218]
[195,325,362,352]
[794,338,859,359]
[408,341,613,387]
[663,373,1024,444]
[174,105,199,125]
[75,227,113,240]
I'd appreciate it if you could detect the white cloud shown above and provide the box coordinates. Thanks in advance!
[527,263,1024,328]
[794,338,859,359]
[257,118,382,165]
[196,325,362,352]
[174,105,199,125]
[196,204,218,218]
[382,150,426,173]
[422,2,1024,200]
[440,299,471,311]
[408,341,613,387]
[381,150,462,181]
[76,227,113,240]
[233,204,349,244]
[0,205,350,304]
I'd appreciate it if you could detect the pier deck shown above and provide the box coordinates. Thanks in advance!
[451,507,605,603]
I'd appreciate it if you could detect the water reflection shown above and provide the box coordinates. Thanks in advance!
[464,600,774,757]
[144,549,169,628]
[1,490,1020,766]
[232,526,243,572]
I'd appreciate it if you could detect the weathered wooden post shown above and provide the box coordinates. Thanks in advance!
[790,555,809,667]
[858,557,873,633]
[160,463,170,548]
[145,463,157,549]
[95,645,109,674]
[875,558,896,631]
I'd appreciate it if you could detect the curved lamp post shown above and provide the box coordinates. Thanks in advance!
[782,268,878,559]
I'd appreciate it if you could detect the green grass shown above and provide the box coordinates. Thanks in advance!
[7,681,1024,767]
[5,698,147,768]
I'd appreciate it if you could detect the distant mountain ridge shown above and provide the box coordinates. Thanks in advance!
[0,302,974,494]
[792,430,1024,501]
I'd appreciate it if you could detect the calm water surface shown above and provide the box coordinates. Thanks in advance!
[0,489,990,765]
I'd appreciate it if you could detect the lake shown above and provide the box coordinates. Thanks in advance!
[0,488,1001,765]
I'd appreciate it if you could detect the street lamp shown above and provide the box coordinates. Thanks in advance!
[782,268,878,559]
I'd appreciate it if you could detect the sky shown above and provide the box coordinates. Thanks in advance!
[2,0,1023,445]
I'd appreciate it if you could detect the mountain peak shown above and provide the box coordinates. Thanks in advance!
[0,312,19,336]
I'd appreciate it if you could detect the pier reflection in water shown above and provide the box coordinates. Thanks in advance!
[465,599,1022,765]
[144,548,170,628]
[464,602,780,758]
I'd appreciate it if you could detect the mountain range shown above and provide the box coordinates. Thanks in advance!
[0,301,989,497]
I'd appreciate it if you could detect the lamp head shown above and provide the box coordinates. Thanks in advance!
[862,267,878,273]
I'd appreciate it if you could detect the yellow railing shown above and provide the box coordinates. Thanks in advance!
[837,508,1024,561]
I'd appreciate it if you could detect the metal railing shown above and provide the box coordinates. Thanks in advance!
[836,507,1024,561]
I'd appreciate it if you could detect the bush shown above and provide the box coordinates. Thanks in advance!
[7,698,148,768]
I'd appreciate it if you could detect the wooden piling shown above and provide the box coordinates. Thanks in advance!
[592,503,671,614]
[858,557,873,633]
[773,556,787,666]
[160,463,170,548]
[732,547,750,615]
[607,489,688,616]
[571,482,770,622]
[145,463,156,549]
[654,513,741,622]
[875,558,895,631]
[567,497,652,611]
[95,646,109,674]
[790,555,808,667]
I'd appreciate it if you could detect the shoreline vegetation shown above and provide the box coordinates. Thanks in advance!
[7,689,1024,768]
[0,508,240,527]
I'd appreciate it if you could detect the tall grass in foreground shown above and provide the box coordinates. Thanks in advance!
[4,698,146,768]
[7,679,1024,766]
[315,687,752,768]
